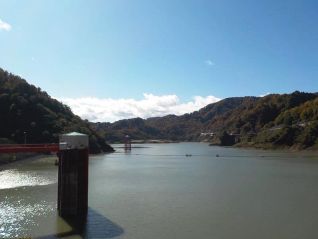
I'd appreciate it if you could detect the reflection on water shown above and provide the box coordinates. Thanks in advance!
[0,169,56,189]
[0,196,55,238]
[38,208,124,239]
[85,208,124,238]
[0,186,123,238]
[0,156,124,239]
[1,143,318,238]
[0,158,60,238]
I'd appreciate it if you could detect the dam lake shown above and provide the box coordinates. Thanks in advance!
[1,142,318,238]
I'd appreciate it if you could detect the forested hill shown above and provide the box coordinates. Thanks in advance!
[93,91,318,149]
[0,68,113,153]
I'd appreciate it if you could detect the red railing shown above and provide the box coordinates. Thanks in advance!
[0,144,59,153]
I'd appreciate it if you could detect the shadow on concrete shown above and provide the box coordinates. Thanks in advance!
[37,207,124,239]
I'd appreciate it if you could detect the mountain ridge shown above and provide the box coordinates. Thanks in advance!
[0,68,114,153]
[93,92,318,149]
[1,67,317,151]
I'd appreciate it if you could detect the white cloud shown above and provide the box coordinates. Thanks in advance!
[259,92,271,97]
[0,19,11,31]
[58,93,221,123]
[205,60,215,66]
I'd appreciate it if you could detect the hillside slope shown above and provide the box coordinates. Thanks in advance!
[92,97,259,142]
[0,68,113,153]
[94,92,318,149]
[92,97,258,141]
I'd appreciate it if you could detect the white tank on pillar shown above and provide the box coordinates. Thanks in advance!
[59,132,89,150]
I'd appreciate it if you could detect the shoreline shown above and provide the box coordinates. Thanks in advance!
[0,153,56,167]
[210,142,318,152]
[0,151,116,167]
[1,142,317,167]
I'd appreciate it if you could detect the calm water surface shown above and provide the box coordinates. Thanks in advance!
[1,143,318,238]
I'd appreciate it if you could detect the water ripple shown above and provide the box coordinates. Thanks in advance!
[0,169,56,189]
[0,199,55,238]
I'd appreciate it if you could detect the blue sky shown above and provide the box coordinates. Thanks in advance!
[1,0,318,122]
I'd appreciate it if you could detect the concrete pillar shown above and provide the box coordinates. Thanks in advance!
[57,132,89,218]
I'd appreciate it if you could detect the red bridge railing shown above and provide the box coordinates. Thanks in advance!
[0,144,59,153]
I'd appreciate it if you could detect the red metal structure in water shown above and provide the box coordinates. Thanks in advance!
[0,144,59,153]
[124,135,131,151]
